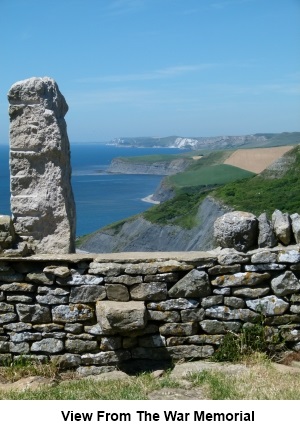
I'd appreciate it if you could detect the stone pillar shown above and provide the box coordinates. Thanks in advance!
[8,77,76,253]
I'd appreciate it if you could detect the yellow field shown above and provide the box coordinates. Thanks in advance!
[223,146,294,174]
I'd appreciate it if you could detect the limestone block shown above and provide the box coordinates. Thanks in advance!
[212,272,270,287]
[159,322,197,336]
[200,320,242,334]
[166,334,223,346]
[81,350,131,365]
[31,338,64,353]
[8,77,76,253]
[100,337,122,351]
[148,310,181,322]
[167,345,214,360]
[224,296,245,309]
[106,284,129,301]
[52,304,94,323]
[232,286,270,298]
[65,339,98,354]
[69,285,106,303]
[130,282,167,300]
[272,209,291,245]
[96,301,147,333]
[214,211,258,252]
[291,213,300,243]
[57,272,103,286]
[88,262,123,276]
[251,250,277,264]
[0,215,15,250]
[277,250,300,264]
[147,298,199,311]
[16,304,51,323]
[201,296,223,308]
[271,271,300,296]
[204,306,259,322]
[257,213,277,248]
[180,308,205,322]
[246,295,289,316]
[168,269,211,298]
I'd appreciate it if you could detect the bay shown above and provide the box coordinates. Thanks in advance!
[0,143,186,237]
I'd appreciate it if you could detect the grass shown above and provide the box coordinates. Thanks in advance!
[213,144,300,216]
[168,164,254,188]
[1,354,300,399]
[188,359,300,400]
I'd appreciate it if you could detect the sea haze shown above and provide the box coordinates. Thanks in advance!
[0,143,187,237]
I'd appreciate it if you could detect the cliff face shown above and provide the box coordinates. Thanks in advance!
[107,158,191,175]
[79,196,231,253]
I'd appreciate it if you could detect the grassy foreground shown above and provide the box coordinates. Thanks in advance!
[0,354,300,400]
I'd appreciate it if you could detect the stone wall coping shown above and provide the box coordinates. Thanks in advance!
[0,250,219,263]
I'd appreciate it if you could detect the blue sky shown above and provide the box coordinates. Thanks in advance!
[0,0,299,142]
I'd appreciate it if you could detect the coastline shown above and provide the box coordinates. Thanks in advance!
[141,194,160,204]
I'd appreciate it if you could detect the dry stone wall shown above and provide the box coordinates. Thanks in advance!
[0,248,300,375]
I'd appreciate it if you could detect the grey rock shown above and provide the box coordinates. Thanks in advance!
[144,273,179,282]
[124,263,157,275]
[105,274,142,285]
[208,264,241,275]
[0,341,9,353]
[224,296,245,308]
[272,209,291,245]
[88,262,123,276]
[65,339,98,353]
[246,295,289,316]
[0,282,36,292]
[52,304,94,323]
[159,323,197,337]
[232,286,270,298]
[205,306,259,322]
[106,284,129,301]
[16,304,51,323]
[271,271,300,296]
[0,215,15,250]
[244,264,286,271]
[57,272,103,286]
[277,250,300,263]
[213,287,231,295]
[168,269,211,298]
[212,272,270,287]
[201,296,223,308]
[52,354,81,369]
[10,332,42,342]
[251,250,277,264]
[148,310,181,322]
[6,294,33,303]
[218,251,250,265]
[100,337,122,351]
[81,350,131,365]
[76,366,117,377]
[167,345,214,360]
[0,302,14,313]
[138,334,166,348]
[69,285,106,303]
[257,213,277,248]
[290,305,300,314]
[291,213,300,243]
[96,301,147,333]
[166,334,223,346]
[25,271,54,285]
[31,338,64,353]
[33,323,64,332]
[214,211,258,252]
[281,328,300,342]
[130,282,167,300]
[200,320,241,334]
[36,294,69,305]
[4,322,32,332]
[147,298,199,311]
[43,265,71,278]
[180,308,205,322]
[8,77,76,253]
[9,342,30,354]
[0,314,17,324]
[64,323,83,334]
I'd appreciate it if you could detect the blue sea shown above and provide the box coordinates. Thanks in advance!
[0,143,186,237]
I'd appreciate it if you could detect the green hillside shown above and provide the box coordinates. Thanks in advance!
[212,145,300,216]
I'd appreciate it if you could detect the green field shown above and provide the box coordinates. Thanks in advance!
[213,145,300,216]
[168,164,254,189]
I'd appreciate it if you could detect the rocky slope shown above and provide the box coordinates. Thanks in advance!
[107,157,191,175]
[78,196,231,253]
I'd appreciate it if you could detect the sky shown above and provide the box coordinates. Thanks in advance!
[0,0,299,143]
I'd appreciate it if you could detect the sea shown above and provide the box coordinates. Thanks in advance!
[0,143,187,237]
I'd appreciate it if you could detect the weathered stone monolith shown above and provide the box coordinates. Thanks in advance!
[8,77,76,253]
